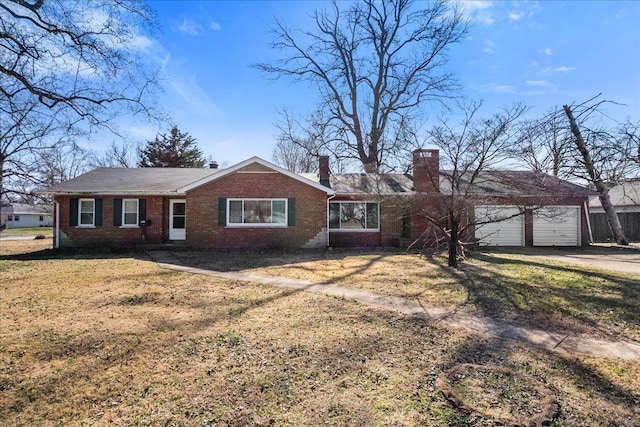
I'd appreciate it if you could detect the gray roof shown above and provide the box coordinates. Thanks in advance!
[302,170,592,197]
[444,170,594,197]
[1,203,52,215]
[41,168,219,195]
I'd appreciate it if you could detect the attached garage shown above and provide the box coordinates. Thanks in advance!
[533,206,581,246]
[475,206,524,246]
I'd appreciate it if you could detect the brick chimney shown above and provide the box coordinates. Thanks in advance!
[412,149,439,192]
[319,155,330,187]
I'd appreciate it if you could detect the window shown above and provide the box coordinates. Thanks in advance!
[329,202,379,231]
[227,199,287,226]
[122,199,139,226]
[39,215,44,221]
[79,199,95,226]
[7,215,12,221]
[13,215,19,221]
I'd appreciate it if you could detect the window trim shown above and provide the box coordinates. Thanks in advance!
[329,201,380,232]
[13,215,19,221]
[226,198,288,227]
[121,198,139,228]
[78,198,95,227]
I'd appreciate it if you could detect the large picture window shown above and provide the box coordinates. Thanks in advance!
[329,202,379,231]
[227,199,287,226]
[79,199,95,226]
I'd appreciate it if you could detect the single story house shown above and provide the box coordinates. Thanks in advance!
[0,203,53,229]
[40,150,593,249]
[589,180,640,242]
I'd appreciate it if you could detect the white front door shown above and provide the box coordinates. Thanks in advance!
[169,200,186,240]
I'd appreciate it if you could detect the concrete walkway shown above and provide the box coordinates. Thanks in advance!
[146,250,640,361]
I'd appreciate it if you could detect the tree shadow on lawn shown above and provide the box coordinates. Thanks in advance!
[454,252,640,341]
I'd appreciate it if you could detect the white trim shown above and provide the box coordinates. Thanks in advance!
[169,199,186,240]
[122,198,139,226]
[55,202,60,249]
[227,198,288,227]
[78,198,95,227]
[177,156,336,195]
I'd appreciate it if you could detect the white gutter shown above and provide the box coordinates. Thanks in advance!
[54,201,60,249]
[326,194,336,247]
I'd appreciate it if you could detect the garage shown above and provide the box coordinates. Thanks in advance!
[474,206,524,246]
[533,206,581,246]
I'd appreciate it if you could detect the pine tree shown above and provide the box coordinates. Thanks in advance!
[138,126,206,168]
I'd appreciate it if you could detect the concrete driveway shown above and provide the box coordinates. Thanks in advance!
[489,245,640,275]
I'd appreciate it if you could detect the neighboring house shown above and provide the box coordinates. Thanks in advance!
[40,150,593,249]
[589,180,640,242]
[0,203,53,229]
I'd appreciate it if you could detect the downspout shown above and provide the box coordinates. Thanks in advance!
[326,194,336,247]
[54,201,60,249]
[584,200,593,244]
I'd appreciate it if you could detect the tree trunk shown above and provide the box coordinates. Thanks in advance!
[448,212,459,268]
[563,105,628,245]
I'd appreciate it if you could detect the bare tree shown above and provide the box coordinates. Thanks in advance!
[256,0,468,173]
[419,101,528,267]
[562,101,630,245]
[0,0,160,124]
[0,90,76,202]
[90,142,140,168]
[517,110,572,177]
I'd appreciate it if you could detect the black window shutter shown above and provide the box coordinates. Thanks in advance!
[139,199,147,222]
[113,198,122,226]
[218,198,227,226]
[95,198,103,226]
[287,198,296,226]
[69,198,79,226]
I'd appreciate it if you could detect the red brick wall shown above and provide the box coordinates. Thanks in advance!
[54,195,165,247]
[185,168,328,248]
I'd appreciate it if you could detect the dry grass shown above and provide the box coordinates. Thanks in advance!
[1,240,639,426]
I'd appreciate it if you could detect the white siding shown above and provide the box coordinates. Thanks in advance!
[533,206,580,246]
[475,206,524,246]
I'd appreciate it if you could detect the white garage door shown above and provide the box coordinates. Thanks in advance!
[475,206,524,246]
[533,206,581,246]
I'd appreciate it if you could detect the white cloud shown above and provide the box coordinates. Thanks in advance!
[540,48,553,56]
[168,74,220,117]
[509,11,523,22]
[177,19,203,36]
[541,66,575,74]
[461,1,495,26]
[209,21,221,31]
[525,80,550,87]
[124,124,157,140]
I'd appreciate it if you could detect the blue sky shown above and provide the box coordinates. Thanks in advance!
[121,0,640,167]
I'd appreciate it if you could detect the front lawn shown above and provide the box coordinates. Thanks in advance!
[1,240,639,426]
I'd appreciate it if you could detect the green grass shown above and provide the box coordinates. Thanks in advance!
[0,226,53,236]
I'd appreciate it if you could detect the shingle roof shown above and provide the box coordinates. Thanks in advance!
[442,170,594,197]
[0,203,52,215]
[302,170,592,197]
[41,168,219,195]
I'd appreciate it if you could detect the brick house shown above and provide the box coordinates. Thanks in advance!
[41,150,593,249]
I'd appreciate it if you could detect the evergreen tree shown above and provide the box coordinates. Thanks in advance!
[138,126,206,168]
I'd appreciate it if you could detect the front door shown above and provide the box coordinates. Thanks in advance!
[169,200,186,240]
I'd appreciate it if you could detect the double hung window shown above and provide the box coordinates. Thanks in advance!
[79,199,95,226]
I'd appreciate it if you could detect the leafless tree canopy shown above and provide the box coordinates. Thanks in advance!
[256,0,468,173]
[0,0,160,122]
[425,101,529,267]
